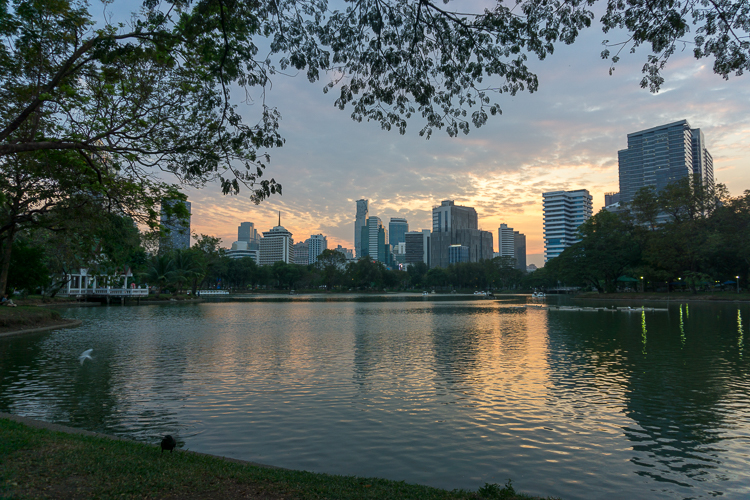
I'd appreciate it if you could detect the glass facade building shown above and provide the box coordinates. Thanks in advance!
[543,189,592,262]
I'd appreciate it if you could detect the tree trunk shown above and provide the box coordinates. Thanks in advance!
[0,227,16,296]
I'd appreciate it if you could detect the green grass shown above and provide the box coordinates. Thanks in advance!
[0,418,554,499]
[0,306,61,330]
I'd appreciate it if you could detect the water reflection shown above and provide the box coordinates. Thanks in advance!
[0,299,749,499]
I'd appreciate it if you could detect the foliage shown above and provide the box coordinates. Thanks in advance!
[6,236,50,293]
[477,479,517,499]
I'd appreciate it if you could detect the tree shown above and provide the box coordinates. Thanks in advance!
[316,249,346,290]
[6,235,50,293]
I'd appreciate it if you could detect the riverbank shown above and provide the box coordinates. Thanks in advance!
[0,306,81,336]
[0,415,549,500]
[576,291,750,302]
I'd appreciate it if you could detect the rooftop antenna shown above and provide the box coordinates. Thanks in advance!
[278,211,281,226]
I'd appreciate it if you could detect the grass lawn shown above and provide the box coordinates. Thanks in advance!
[0,418,553,500]
[0,306,66,333]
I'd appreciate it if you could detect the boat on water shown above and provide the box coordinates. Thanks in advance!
[531,292,546,298]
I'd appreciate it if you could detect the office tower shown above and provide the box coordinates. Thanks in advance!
[405,230,430,267]
[226,241,259,262]
[159,199,191,251]
[513,231,526,271]
[259,213,294,265]
[308,234,328,265]
[618,119,713,205]
[334,245,354,260]
[543,189,593,262]
[388,217,409,248]
[449,245,469,264]
[362,216,388,262]
[238,222,261,250]
[355,199,368,258]
[430,200,493,268]
[498,224,515,258]
[293,240,309,265]
[604,192,620,206]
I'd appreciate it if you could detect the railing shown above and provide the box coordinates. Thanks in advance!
[196,290,229,295]
[59,288,149,297]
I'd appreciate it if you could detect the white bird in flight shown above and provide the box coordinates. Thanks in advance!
[79,349,94,365]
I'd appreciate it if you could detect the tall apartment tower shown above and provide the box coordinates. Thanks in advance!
[160,199,191,251]
[543,189,593,262]
[293,240,309,265]
[388,217,409,248]
[498,224,515,258]
[361,216,388,262]
[308,234,328,265]
[259,213,294,265]
[618,119,713,205]
[430,200,493,268]
[355,199,369,259]
[498,223,526,270]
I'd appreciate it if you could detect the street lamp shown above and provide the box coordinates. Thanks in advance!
[640,276,644,293]
[737,276,740,294]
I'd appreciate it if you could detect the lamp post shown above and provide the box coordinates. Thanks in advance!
[737,276,741,294]
[641,276,644,293]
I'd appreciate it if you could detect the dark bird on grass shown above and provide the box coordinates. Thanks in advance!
[161,435,177,453]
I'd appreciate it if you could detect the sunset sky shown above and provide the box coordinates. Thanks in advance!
[163,13,750,267]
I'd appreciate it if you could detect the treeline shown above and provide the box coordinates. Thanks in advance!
[533,176,750,293]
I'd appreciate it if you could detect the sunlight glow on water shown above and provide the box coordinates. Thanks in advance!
[1,296,749,499]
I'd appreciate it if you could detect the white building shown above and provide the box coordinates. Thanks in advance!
[498,223,515,258]
[226,240,259,261]
[259,220,294,265]
[543,189,593,262]
[308,234,328,265]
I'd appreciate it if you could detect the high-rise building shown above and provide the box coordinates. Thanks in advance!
[513,231,526,271]
[498,224,515,258]
[238,222,261,250]
[430,200,493,268]
[159,199,191,251]
[259,213,294,265]
[388,217,409,248]
[405,230,430,267]
[334,245,354,260]
[604,192,620,207]
[308,234,327,265]
[449,245,469,264]
[293,240,309,265]
[498,223,526,270]
[543,189,593,262]
[362,216,388,263]
[618,119,713,206]
[355,199,368,259]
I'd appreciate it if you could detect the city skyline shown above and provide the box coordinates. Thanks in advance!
[178,25,750,268]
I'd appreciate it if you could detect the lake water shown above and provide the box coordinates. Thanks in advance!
[1,295,749,499]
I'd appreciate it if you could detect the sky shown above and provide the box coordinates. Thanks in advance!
[134,6,750,267]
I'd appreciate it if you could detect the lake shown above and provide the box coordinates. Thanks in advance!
[1,295,748,499]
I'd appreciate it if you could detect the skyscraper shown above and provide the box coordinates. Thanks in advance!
[543,189,593,262]
[308,234,328,265]
[430,200,493,268]
[238,222,261,250]
[405,229,430,267]
[388,217,409,248]
[259,213,294,265]
[498,223,526,270]
[159,199,191,251]
[293,240,309,265]
[618,119,713,205]
[362,216,388,263]
[355,199,368,259]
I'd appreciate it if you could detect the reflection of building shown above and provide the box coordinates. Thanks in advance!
[430,200,493,268]
[226,241,259,261]
[618,120,714,206]
[355,199,368,258]
[308,234,327,264]
[405,229,431,267]
[388,217,409,248]
[259,214,294,265]
[543,189,592,262]
[159,200,191,251]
